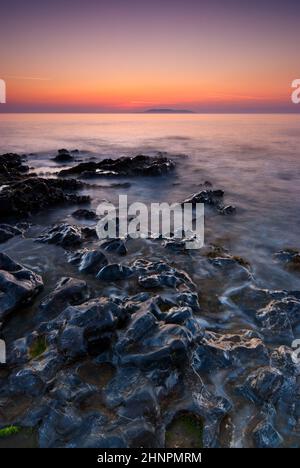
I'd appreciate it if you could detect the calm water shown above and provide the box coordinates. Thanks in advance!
[1,113,300,290]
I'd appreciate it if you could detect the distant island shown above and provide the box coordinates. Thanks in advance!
[143,108,195,114]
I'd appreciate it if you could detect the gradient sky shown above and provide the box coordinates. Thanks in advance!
[0,0,299,112]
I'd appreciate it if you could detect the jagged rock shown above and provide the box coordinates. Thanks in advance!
[253,419,283,448]
[193,330,269,373]
[0,224,22,243]
[100,238,127,256]
[96,264,133,281]
[256,297,300,343]
[0,153,29,182]
[36,223,83,248]
[0,177,89,217]
[237,366,284,405]
[72,208,97,220]
[0,252,43,321]
[53,149,74,163]
[9,368,45,397]
[274,249,300,272]
[270,346,299,377]
[68,249,108,274]
[39,277,89,316]
[58,154,175,178]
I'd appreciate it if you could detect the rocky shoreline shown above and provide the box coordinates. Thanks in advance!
[0,150,299,448]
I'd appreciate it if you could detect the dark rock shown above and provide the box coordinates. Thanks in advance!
[96,264,133,281]
[0,153,29,182]
[0,224,22,243]
[68,249,108,274]
[237,366,284,405]
[253,419,283,448]
[270,346,299,377]
[0,252,43,321]
[193,330,269,373]
[36,223,83,248]
[100,238,127,256]
[9,368,45,397]
[0,177,89,218]
[58,154,175,178]
[182,188,236,215]
[72,208,97,220]
[53,149,74,163]
[39,277,89,316]
[274,249,300,272]
[256,297,300,343]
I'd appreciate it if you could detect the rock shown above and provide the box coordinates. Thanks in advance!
[132,259,195,291]
[100,238,127,256]
[0,177,89,218]
[182,188,236,215]
[0,224,22,243]
[72,208,97,220]
[253,419,283,448]
[39,277,89,316]
[0,252,43,321]
[274,249,300,272]
[68,249,108,274]
[237,366,284,405]
[53,149,74,163]
[256,297,300,343]
[9,368,45,397]
[0,153,29,182]
[218,205,236,215]
[118,384,160,420]
[270,346,299,377]
[193,330,269,373]
[96,264,133,281]
[36,223,83,248]
[122,420,161,448]
[58,154,175,178]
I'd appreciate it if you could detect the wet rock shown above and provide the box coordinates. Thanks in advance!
[39,277,89,316]
[270,346,299,377]
[237,366,284,405]
[72,208,97,220]
[274,249,300,272]
[132,259,195,291]
[0,153,29,182]
[96,264,133,281]
[54,297,128,358]
[58,154,175,178]
[0,224,22,243]
[123,420,161,448]
[39,405,83,448]
[100,238,127,256]
[182,188,236,215]
[256,297,300,343]
[118,384,160,420]
[253,419,283,448]
[36,223,83,248]
[68,249,108,274]
[193,330,269,373]
[0,252,43,321]
[9,368,45,397]
[53,149,74,163]
[0,177,89,218]
[218,205,236,215]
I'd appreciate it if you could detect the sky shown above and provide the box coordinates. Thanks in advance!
[0,0,299,112]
